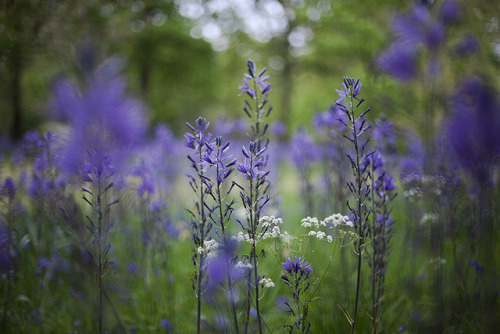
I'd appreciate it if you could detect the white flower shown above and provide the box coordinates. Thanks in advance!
[259,215,274,227]
[273,217,283,225]
[235,261,253,270]
[308,231,317,236]
[197,247,204,254]
[204,239,219,252]
[234,231,245,242]
[301,217,312,228]
[327,235,333,243]
[259,278,275,288]
[316,231,326,240]
[420,213,439,225]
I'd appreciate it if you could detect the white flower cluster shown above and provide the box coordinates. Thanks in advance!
[260,216,283,240]
[302,213,354,243]
[235,261,253,270]
[334,229,360,240]
[259,277,275,288]
[420,213,439,225]
[234,231,255,244]
[259,215,283,227]
[233,216,285,244]
[402,174,423,199]
[197,239,220,254]
[301,216,322,228]
[323,213,353,227]
[429,257,447,265]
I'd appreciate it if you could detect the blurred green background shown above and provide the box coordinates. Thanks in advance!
[0,0,499,141]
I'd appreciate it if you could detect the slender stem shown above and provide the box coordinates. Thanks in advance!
[351,92,365,334]
[196,139,206,334]
[244,272,251,334]
[216,159,240,334]
[197,253,204,334]
[97,176,104,334]
[371,162,378,334]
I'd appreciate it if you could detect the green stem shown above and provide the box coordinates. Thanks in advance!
[351,92,365,334]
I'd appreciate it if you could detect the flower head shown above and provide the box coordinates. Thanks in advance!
[282,255,312,276]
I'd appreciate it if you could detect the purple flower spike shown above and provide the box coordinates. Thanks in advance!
[377,45,417,81]
[1,178,16,200]
[282,255,313,276]
[439,0,460,25]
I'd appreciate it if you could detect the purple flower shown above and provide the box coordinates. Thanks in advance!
[0,224,12,272]
[282,255,312,276]
[53,68,147,176]
[377,44,417,81]
[374,116,396,153]
[446,78,500,186]
[455,34,478,56]
[392,5,431,48]
[81,149,115,182]
[425,22,446,50]
[137,177,155,198]
[160,319,172,331]
[205,239,245,290]
[271,121,287,137]
[439,0,460,25]
[1,178,16,200]
[467,259,484,274]
[291,128,318,170]
[127,262,138,275]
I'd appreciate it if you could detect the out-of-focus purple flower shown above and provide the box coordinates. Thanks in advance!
[425,23,446,50]
[271,121,287,137]
[1,178,16,200]
[53,66,147,176]
[427,58,442,78]
[137,177,155,198]
[392,5,445,49]
[455,34,478,56]
[160,319,172,331]
[150,199,167,212]
[276,296,289,312]
[377,45,417,81]
[446,78,500,186]
[374,116,396,153]
[399,135,424,179]
[467,259,484,274]
[392,5,431,47]
[439,0,460,25]
[205,239,246,291]
[0,224,11,272]
[128,262,138,275]
[291,128,318,170]
[249,309,258,319]
[36,257,51,274]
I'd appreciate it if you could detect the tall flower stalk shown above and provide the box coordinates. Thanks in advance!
[203,136,240,333]
[367,154,397,333]
[281,255,313,334]
[185,117,213,334]
[81,150,119,334]
[238,59,272,334]
[0,178,16,332]
[336,77,372,333]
